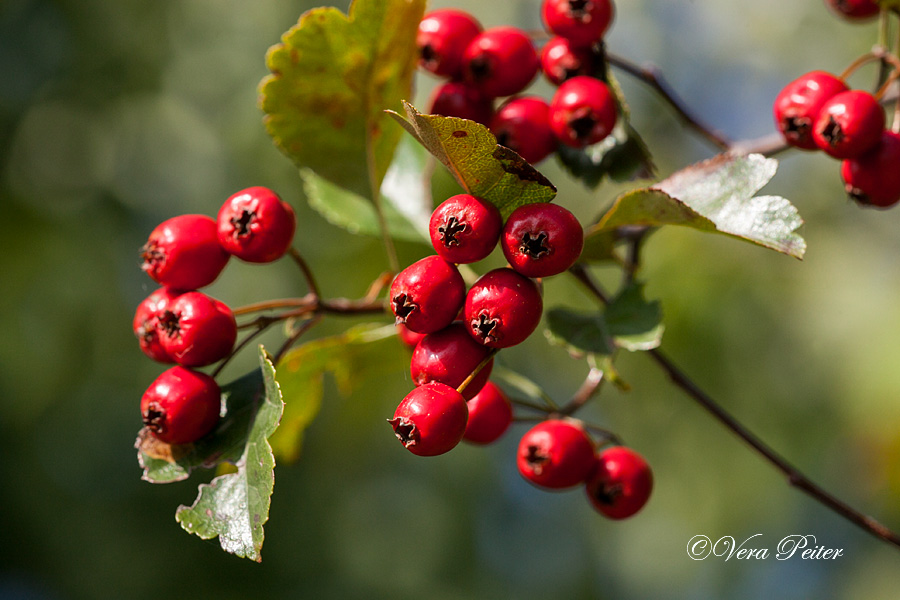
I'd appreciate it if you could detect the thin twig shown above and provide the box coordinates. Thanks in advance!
[288,247,321,298]
[273,314,324,364]
[559,367,604,416]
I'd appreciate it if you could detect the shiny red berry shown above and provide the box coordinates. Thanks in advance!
[541,0,615,47]
[464,268,543,348]
[841,131,900,208]
[773,71,848,150]
[133,287,182,363]
[217,186,296,263]
[428,81,495,125]
[549,75,617,148]
[501,203,584,278]
[158,291,237,367]
[490,96,558,164]
[586,446,653,519]
[390,256,466,334]
[463,381,513,445]
[825,0,880,20]
[540,36,598,86]
[429,193,502,263]
[417,9,482,78]
[812,90,885,159]
[141,366,221,445]
[517,419,595,489]
[140,214,230,290]
[388,382,469,456]
[462,27,539,98]
[411,322,494,400]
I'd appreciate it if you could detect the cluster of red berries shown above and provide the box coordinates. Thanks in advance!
[134,187,296,444]
[418,0,618,164]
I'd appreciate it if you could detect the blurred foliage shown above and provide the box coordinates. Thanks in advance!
[3,0,900,598]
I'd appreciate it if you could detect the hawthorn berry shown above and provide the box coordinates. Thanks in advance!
[133,287,181,363]
[463,381,513,445]
[812,90,885,159]
[462,27,539,98]
[841,131,900,208]
[410,322,494,400]
[540,36,598,86]
[390,256,466,334]
[429,81,495,126]
[141,366,221,445]
[773,70,848,150]
[549,75,617,148]
[388,382,469,456]
[490,96,558,164]
[140,214,230,290]
[396,322,427,349]
[501,203,584,278]
[157,291,238,367]
[429,193,502,263]
[585,446,653,519]
[464,268,543,348]
[541,0,615,48]
[217,186,296,263]
[825,0,881,20]
[417,9,482,78]
[517,419,595,489]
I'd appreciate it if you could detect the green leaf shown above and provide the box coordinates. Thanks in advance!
[387,101,557,219]
[545,309,614,356]
[272,323,408,462]
[585,153,806,259]
[174,347,284,562]
[259,0,426,199]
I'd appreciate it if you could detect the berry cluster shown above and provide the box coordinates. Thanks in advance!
[134,187,296,444]
[418,0,618,164]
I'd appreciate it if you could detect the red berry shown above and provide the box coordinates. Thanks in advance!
[549,75,617,148]
[773,71,848,150]
[841,131,900,208]
[429,193,502,263]
[463,381,513,445]
[396,322,428,349]
[462,27,539,98]
[417,9,482,78]
[464,268,543,348]
[501,203,584,278]
[490,96,558,164]
[812,90,885,159]
[133,287,181,363]
[388,382,469,456]
[390,256,466,334]
[541,0,615,48]
[141,366,221,445]
[825,0,880,20]
[586,446,653,519]
[540,36,598,86]
[140,214,230,290]
[428,81,495,126]
[217,186,296,263]
[158,291,237,367]
[410,322,494,400]
[517,419,595,489]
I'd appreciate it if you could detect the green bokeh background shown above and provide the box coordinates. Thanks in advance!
[3,0,900,598]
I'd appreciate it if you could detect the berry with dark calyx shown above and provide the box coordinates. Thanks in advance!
[586,446,653,519]
[773,70,848,150]
[464,268,543,348]
[825,0,880,21]
[411,322,494,400]
[429,81,495,126]
[390,256,466,334]
[490,96,558,164]
[541,0,615,48]
[429,193,502,263]
[397,322,427,349]
[417,9,482,78]
[133,287,182,363]
[158,291,237,367]
[463,381,513,445]
[462,27,539,98]
[140,214,230,290]
[517,419,595,489]
[540,36,598,86]
[841,131,900,208]
[388,382,469,456]
[217,186,296,263]
[812,90,885,159]
[549,75,617,148]
[141,366,221,445]
[501,203,584,278]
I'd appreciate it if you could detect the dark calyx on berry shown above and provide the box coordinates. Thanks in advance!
[438,216,467,246]
[230,209,255,237]
[140,242,165,270]
[524,444,551,474]
[568,107,597,141]
[158,310,181,338]
[520,232,550,258]
[142,402,166,433]
[591,481,624,506]
[471,312,500,343]
[566,0,592,18]
[388,417,418,447]
[781,116,812,142]
[392,293,418,321]
[819,116,844,146]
